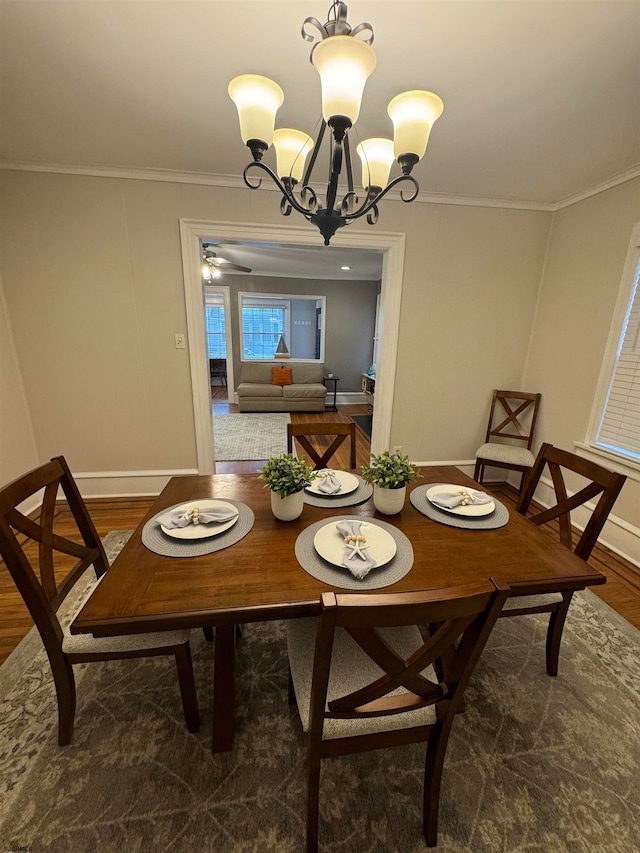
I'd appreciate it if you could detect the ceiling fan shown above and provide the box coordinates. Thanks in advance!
[201,243,252,278]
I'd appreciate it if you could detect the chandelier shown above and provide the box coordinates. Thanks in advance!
[228,1,444,246]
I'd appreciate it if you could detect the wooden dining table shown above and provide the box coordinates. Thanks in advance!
[71,466,605,752]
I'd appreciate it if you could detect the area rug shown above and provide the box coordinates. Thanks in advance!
[213,413,291,461]
[1,532,639,852]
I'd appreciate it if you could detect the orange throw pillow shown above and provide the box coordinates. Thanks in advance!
[272,366,293,386]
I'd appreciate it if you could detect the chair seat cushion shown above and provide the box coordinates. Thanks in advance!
[476,443,535,467]
[286,617,437,739]
[502,592,563,611]
[61,572,192,655]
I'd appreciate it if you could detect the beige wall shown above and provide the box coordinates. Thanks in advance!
[523,177,640,528]
[0,169,552,480]
[0,272,38,484]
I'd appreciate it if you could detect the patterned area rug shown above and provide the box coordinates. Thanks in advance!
[213,413,291,461]
[1,531,639,852]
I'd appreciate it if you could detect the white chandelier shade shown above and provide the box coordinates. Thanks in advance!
[387,90,445,161]
[273,129,314,183]
[356,138,396,190]
[227,74,284,147]
[310,35,377,125]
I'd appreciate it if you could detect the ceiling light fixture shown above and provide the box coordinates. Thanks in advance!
[201,244,252,279]
[228,1,443,246]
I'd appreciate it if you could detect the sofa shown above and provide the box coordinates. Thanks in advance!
[236,362,327,412]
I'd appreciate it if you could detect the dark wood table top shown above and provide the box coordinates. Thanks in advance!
[71,467,605,638]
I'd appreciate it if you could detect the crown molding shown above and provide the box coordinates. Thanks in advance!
[0,159,553,211]
[1,158,638,213]
[551,163,640,211]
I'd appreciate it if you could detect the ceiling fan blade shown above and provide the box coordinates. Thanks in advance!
[220,262,252,273]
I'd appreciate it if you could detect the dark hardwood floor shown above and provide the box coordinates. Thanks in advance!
[1,385,638,665]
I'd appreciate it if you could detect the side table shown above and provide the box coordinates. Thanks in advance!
[323,374,340,411]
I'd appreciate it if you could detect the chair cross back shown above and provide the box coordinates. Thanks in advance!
[0,455,200,745]
[0,457,108,619]
[516,442,626,560]
[291,580,510,850]
[485,391,540,446]
[287,422,356,470]
[313,583,508,728]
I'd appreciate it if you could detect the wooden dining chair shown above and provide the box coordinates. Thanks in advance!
[474,390,541,491]
[287,421,357,470]
[502,442,626,675]
[286,579,510,851]
[0,456,200,745]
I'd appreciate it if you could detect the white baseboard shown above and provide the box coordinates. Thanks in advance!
[231,391,368,407]
[336,391,368,405]
[74,468,199,498]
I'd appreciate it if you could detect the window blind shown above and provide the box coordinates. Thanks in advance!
[596,256,640,461]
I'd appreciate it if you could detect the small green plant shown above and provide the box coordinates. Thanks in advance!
[259,453,317,497]
[361,450,420,490]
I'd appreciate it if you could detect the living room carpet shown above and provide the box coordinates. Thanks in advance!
[1,531,639,852]
[213,413,291,461]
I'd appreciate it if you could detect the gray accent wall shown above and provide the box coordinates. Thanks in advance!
[228,275,380,392]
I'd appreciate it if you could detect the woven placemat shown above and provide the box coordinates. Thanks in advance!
[142,500,254,557]
[303,475,373,508]
[410,484,509,530]
[295,515,414,590]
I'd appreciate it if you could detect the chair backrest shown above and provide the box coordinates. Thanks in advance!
[484,390,541,449]
[287,421,357,470]
[516,442,626,560]
[0,456,108,656]
[309,580,509,736]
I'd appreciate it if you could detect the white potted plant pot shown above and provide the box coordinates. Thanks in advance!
[373,484,406,515]
[271,489,304,521]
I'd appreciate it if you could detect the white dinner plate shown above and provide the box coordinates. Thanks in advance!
[160,499,240,540]
[313,520,397,569]
[426,485,495,517]
[305,469,359,496]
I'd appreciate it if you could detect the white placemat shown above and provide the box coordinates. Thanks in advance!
[142,500,254,557]
[295,515,414,590]
[410,484,509,530]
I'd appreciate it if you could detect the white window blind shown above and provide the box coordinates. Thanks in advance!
[595,239,640,462]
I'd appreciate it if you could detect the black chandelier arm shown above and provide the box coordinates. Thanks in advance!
[325,138,344,214]
[243,161,318,218]
[341,173,420,222]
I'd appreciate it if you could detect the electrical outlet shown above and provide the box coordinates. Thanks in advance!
[174,333,186,349]
[392,445,402,455]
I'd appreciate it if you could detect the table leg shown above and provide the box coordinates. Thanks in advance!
[212,624,236,752]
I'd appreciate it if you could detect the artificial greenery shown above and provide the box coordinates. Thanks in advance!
[361,450,420,490]
[259,453,317,497]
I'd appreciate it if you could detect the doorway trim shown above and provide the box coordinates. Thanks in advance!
[179,219,406,474]
[205,283,235,403]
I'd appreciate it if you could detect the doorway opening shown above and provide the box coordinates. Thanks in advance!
[180,220,407,474]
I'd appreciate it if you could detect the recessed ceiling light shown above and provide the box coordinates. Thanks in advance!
[341,265,351,271]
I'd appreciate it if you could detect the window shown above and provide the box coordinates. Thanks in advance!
[204,294,226,358]
[589,223,640,467]
[242,304,286,359]
[239,293,325,361]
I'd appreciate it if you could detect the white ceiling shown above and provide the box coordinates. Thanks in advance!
[1,0,639,275]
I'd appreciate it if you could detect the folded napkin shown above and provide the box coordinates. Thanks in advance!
[336,520,377,580]
[157,505,239,529]
[430,488,493,510]
[316,470,342,495]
